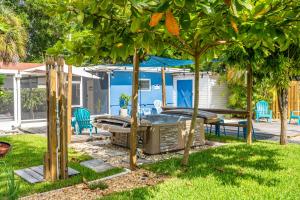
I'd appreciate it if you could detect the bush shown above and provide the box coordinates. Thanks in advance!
[0,90,14,114]
[0,162,20,200]
[119,93,131,109]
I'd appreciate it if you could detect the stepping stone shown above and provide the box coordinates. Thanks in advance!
[15,165,79,184]
[80,159,114,173]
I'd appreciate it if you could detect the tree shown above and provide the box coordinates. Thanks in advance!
[264,45,300,144]
[147,0,236,165]
[1,0,66,62]
[225,0,300,145]
[46,0,162,170]
[0,5,27,63]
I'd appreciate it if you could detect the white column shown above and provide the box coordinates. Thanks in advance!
[80,76,83,107]
[13,73,22,127]
[16,73,22,126]
[108,72,111,115]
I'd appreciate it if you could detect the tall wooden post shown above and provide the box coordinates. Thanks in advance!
[247,64,253,144]
[58,58,68,179]
[49,61,58,181]
[130,48,139,170]
[161,67,166,107]
[67,65,72,143]
[44,57,70,181]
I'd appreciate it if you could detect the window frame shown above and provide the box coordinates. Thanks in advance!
[71,77,83,107]
[138,79,151,91]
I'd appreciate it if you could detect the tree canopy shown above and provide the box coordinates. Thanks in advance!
[0,5,27,63]
[1,0,66,62]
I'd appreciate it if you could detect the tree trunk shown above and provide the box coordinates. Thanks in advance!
[246,64,253,144]
[182,54,200,166]
[277,88,288,145]
[130,48,139,170]
[161,67,166,107]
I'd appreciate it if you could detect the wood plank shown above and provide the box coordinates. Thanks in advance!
[15,170,40,184]
[30,166,44,176]
[23,169,44,182]
[15,166,79,184]
[58,61,68,180]
[49,66,58,181]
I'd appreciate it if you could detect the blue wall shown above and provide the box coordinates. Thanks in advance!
[110,71,174,115]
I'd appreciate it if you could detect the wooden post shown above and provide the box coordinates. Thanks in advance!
[130,48,139,170]
[67,65,72,143]
[58,58,68,179]
[44,59,52,180]
[49,62,58,181]
[246,64,253,145]
[161,67,166,107]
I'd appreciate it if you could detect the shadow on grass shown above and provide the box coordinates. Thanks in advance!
[144,143,283,187]
[0,135,123,197]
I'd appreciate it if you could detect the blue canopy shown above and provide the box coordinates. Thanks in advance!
[124,56,194,67]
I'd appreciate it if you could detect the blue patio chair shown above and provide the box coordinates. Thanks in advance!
[74,108,97,137]
[289,111,300,125]
[255,100,272,122]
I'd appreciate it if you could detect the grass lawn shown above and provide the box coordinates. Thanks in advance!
[0,134,123,198]
[101,136,300,200]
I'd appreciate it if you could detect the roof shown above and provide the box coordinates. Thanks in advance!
[24,65,99,79]
[0,62,43,71]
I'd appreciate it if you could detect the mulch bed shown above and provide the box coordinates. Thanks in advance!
[21,169,167,200]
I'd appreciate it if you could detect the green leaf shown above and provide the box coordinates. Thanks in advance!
[156,1,171,12]
[230,0,239,17]
[174,0,185,7]
[130,17,141,32]
[100,0,110,10]
[237,0,253,10]
[180,12,191,30]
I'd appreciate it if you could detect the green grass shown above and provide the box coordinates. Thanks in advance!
[88,181,109,190]
[100,137,300,200]
[0,134,123,198]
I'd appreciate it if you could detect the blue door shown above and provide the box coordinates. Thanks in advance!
[177,80,193,108]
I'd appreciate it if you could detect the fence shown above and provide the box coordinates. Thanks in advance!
[272,81,300,119]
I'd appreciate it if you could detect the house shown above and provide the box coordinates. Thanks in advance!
[0,63,229,131]
[0,63,100,130]
[85,65,229,115]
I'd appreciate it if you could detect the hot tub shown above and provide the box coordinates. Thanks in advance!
[141,114,205,154]
[93,114,205,155]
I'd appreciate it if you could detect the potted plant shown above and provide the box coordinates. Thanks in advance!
[119,93,131,117]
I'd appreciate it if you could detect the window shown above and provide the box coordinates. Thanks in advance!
[139,79,151,91]
[72,83,81,106]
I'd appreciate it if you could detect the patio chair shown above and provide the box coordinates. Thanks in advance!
[154,100,162,114]
[255,100,272,122]
[74,108,97,137]
[289,111,300,125]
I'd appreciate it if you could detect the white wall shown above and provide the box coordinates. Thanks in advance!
[173,73,229,109]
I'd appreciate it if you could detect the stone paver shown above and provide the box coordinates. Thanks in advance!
[80,159,114,173]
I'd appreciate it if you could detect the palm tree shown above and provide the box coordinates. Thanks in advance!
[0,5,27,64]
